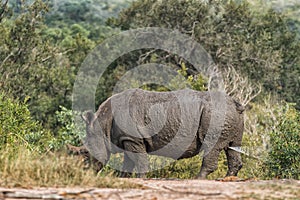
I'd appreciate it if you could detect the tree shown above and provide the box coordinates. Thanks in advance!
[1,0,127,130]
[0,0,73,129]
[110,0,300,108]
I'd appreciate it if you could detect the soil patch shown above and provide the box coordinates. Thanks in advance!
[0,179,299,199]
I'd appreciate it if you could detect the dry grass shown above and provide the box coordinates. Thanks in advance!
[0,148,140,188]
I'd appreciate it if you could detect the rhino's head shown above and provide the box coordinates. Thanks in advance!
[82,110,110,171]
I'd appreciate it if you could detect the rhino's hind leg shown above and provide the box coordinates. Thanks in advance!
[225,148,242,176]
[122,140,149,178]
[225,128,243,177]
[197,148,221,179]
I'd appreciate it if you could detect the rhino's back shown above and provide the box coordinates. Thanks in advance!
[109,89,243,158]
[111,88,210,105]
[110,88,209,127]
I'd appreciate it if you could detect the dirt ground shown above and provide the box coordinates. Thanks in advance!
[0,178,299,200]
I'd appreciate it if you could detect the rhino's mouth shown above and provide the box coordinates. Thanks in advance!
[82,155,104,173]
[93,160,104,173]
[66,144,105,173]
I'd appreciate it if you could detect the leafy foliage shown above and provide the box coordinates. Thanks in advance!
[0,0,8,22]
[249,0,300,34]
[112,0,300,109]
[0,0,74,130]
[46,0,132,24]
[0,93,50,152]
[265,104,300,179]
[48,106,84,150]
[44,0,133,43]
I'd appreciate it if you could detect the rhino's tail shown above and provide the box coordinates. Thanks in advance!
[233,100,245,114]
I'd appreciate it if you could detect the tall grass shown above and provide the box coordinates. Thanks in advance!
[0,148,139,188]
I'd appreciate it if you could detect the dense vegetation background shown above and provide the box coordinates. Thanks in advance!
[0,0,299,186]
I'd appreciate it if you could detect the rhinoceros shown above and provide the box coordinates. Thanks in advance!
[81,88,244,179]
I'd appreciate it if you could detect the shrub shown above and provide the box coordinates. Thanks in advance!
[0,93,50,152]
[48,106,84,150]
[265,104,300,179]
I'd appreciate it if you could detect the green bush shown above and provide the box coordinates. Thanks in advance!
[265,104,300,179]
[48,106,84,150]
[0,93,50,152]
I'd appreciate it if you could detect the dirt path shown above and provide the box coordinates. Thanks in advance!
[0,179,299,200]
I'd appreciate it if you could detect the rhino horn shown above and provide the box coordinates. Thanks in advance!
[82,110,95,125]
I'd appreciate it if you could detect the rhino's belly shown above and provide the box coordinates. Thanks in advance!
[146,136,200,160]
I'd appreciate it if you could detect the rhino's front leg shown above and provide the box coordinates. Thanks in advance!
[120,153,134,178]
[197,148,221,179]
[123,140,149,178]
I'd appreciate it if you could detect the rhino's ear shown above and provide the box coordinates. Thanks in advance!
[82,110,95,125]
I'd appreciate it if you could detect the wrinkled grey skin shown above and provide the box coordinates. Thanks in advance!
[82,88,244,179]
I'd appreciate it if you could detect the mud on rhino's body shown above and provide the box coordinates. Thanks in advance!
[82,88,244,178]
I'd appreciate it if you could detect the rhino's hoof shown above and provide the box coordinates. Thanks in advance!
[196,175,207,180]
[120,172,132,178]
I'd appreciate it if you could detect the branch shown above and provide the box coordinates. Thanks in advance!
[137,49,157,64]
[224,66,262,106]
[0,52,13,69]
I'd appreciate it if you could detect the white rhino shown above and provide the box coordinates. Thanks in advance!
[82,88,244,179]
